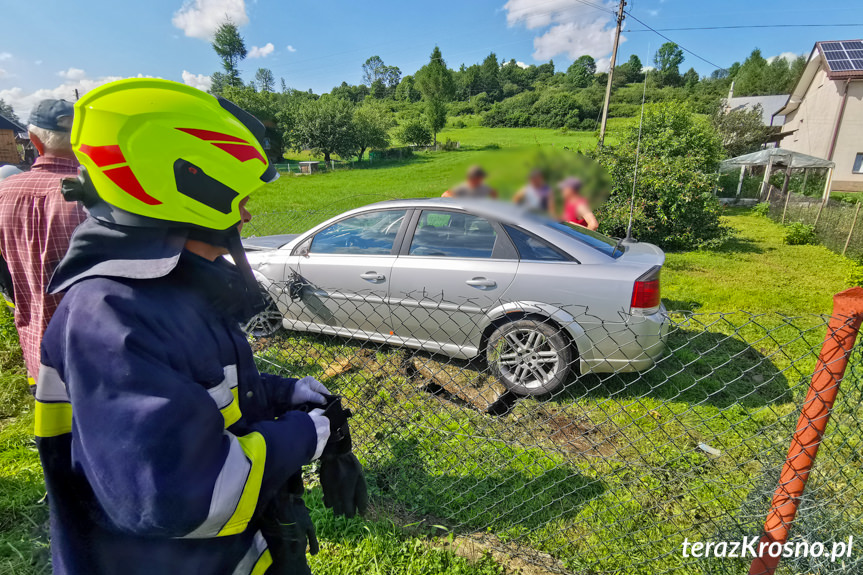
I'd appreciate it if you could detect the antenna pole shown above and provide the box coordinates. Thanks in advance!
[598,0,626,148]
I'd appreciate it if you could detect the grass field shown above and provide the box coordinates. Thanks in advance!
[0,123,859,574]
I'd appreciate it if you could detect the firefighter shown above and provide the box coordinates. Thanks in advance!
[35,78,366,575]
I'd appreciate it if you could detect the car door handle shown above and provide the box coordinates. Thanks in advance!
[360,272,385,282]
[466,277,497,288]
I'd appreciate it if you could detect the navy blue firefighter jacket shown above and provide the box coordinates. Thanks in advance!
[35,219,317,575]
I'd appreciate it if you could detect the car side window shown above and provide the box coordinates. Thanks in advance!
[409,210,497,258]
[504,225,569,262]
[310,209,407,255]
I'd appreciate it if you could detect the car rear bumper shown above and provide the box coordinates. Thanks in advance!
[577,306,669,374]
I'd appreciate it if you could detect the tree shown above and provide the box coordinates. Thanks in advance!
[479,53,502,100]
[293,96,356,163]
[397,120,432,146]
[567,55,597,88]
[212,22,247,88]
[415,46,455,144]
[0,99,19,123]
[395,75,421,102]
[654,42,684,73]
[711,104,770,157]
[353,101,394,160]
[621,54,643,84]
[280,77,288,93]
[255,68,275,92]
[683,67,699,88]
[362,56,386,86]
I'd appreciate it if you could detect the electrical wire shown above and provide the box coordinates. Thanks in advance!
[624,11,728,71]
[624,23,863,32]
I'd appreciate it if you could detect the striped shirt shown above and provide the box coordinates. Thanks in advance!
[0,156,85,380]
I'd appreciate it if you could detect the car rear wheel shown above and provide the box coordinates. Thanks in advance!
[242,287,283,338]
[487,319,573,396]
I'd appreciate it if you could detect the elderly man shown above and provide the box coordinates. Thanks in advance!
[442,165,498,199]
[0,99,85,384]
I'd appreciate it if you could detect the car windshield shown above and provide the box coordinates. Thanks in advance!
[546,221,623,259]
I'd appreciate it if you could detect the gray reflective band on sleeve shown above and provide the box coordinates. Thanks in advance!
[182,432,252,539]
[231,531,268,575]
[35,365,71,403]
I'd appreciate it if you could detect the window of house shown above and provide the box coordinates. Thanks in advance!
[853,153,863,174]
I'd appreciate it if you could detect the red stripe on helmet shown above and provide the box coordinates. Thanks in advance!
[176,128,248,144]
[78,144,126,167]
[103,166,162,206]
[212,142,266,164]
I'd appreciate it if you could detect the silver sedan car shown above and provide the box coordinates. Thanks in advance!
[243,198,668,395]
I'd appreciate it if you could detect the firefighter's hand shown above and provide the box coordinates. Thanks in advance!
[291,376,330,406]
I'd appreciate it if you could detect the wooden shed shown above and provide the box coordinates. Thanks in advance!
[0,114,26,165]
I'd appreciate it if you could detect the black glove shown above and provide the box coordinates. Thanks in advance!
[316,395,369,518]
[260,473,319,575]
[320,451,369,518]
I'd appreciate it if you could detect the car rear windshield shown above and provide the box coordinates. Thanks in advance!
[547,222,623,259]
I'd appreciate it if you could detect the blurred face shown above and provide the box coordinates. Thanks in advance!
[530,173,545,188]
[467,175,484,188]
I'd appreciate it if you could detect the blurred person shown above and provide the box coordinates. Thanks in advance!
[0,164,23,181]
[443,164,497,199]
[0,99,85,384]
[513,168,555,216]
[36,78,366,575]
[560,177,598,231]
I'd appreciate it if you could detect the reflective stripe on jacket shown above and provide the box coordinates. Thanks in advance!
[37,251,316,575]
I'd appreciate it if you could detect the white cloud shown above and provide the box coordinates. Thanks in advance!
[503,0,620,64]
[172,0,249,40]
[515,61,529,69]
[248,42,274,58]
[182,70,212,92]
[767,52,799,65]
[58,67,87,81]
[286,45,296,53]
[0,71,157,121]
[0,53,11,61]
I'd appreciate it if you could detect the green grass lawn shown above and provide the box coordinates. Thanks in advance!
[0,124,860,574]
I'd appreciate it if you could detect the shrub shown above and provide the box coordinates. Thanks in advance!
[753,202,770,216]
[783,222,817,246]
[451,119,467,129]
[397,120,432,147]
[593,103,728,250]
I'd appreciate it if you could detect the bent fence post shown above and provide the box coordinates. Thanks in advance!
[749,287,863,575]
[843,201,861,257]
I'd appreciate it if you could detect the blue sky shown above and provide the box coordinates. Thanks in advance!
[0,0,860,117]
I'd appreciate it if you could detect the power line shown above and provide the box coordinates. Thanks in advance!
[624,23,863,32]
[624,11,727,71]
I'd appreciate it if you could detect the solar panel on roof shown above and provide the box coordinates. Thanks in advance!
[821,41,863,72]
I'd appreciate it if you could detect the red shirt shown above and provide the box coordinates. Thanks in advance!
[0,156,85,379]
[563,196,588,227]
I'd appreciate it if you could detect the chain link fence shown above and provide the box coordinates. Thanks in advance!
[242,210,863,574]
[761,186,863,260]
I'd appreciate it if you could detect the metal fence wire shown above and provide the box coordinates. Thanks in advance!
[241,211,863,575]
[761,186,863,260]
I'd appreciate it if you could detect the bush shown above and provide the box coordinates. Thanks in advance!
[753,202,770,216]
[593,103,728,250]
[784,222,817,246]
[397,120,432,147]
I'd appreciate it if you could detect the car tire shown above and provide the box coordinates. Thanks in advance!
[242,286,284,338]
[486,319,573,396]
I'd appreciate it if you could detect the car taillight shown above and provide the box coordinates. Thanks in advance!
[631,267,661,313]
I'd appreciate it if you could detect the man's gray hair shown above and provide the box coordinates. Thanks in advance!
[28,124,73,154]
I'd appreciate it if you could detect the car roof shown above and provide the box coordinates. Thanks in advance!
[361,197,531,226]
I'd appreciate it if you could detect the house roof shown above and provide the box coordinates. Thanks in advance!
[724,95,789,126]
[775,40,863,117]
[0,114,26,133]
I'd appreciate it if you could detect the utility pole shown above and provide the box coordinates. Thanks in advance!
[598,0,626,148]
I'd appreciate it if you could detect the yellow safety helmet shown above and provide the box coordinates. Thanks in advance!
[70,77,278,231]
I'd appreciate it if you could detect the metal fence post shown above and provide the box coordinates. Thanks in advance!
[749,287,863,575]
[781,186,792,224]
[843,201,861,257]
